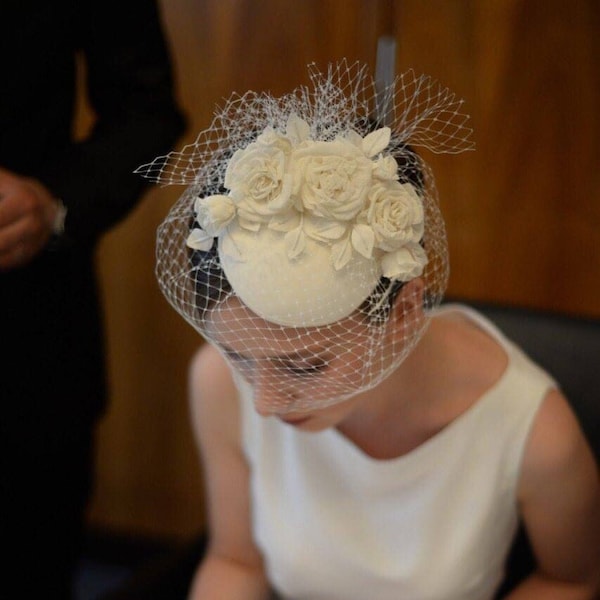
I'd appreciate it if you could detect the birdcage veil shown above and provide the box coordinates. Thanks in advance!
[136,60,473,413]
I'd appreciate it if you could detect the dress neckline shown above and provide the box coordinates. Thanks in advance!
[319,304,515,466]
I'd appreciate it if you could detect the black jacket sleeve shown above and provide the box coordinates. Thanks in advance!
[38,0,186,244]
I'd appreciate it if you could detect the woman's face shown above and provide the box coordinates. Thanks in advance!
[206,290,424,422]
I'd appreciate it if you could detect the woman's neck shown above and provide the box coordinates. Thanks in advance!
[335,322,443,458]
[335,309,508,460]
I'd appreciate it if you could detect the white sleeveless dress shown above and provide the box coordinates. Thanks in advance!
[238,305,556,600]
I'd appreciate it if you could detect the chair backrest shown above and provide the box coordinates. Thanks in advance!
[474,302,600,457]
[467,302,600,597]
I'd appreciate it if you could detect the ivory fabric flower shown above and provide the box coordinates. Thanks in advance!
[293,138,373,222]
[365,181,424,251]
[373,155,400,181]
[194,195,236,237]
[224,139,293,225]
[381,243,428,281]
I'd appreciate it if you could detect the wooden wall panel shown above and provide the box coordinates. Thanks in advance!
[87,0,600,539]
[392,0,600,315]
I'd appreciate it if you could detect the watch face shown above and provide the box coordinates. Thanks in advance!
[52,200,67,235]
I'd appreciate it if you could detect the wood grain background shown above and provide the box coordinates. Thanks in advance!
[85,0,599,539]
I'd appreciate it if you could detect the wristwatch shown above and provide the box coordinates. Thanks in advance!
[52,198,68,236]
[47,198,68,250]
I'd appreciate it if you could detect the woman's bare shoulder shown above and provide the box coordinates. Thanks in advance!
[190,343,232,391]
[427,308,509,398]
[520,388,598,492]
[188,343,239,444]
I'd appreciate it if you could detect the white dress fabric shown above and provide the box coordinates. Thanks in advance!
[238,305,556,600]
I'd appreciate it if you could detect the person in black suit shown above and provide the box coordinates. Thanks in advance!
[0,1,185,597]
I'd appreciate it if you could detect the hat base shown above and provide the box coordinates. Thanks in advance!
[218,224,381,327]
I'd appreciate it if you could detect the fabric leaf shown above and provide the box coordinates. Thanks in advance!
[331,237,353,270]
[238,215,261,232]
[286,113,311,143]
[285,226,306,259]
[186,228,214,251]
[351,224,375,258]
[269,211,301,232]
[362,127,391,157]
[304,216,347,241]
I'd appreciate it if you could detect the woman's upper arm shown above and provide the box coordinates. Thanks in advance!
[518,388,600,591]
[188,344,263,569]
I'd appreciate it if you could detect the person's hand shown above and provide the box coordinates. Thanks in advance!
[0,167,62,271]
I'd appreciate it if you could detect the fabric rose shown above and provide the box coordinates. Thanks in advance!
[224,138,293,225]
[293,138,372,222]
[194,194,236,237]
[381,243,428,281]
[186,194,236,251]
[365,181,424,251]
[373,155,399,181]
